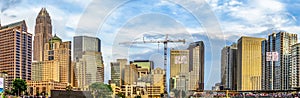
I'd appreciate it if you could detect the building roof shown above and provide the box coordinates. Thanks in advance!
[49,34,62,43]
[0,20,25,30]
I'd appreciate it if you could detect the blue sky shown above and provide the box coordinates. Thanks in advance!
[1,0,300,90]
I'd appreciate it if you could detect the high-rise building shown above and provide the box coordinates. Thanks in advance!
[0,20,32,89]
[123,64,138,85]
[33,8,52,61]
[151,67,165,94]
[170,50,189,78]
[111,62,121,86]
[237,36,265,90]
[73,36,104,90]
[75,51,104,90]
[44,35,71,84]
[291,43,300,88]
[261,32,297,90]
[221,43,237,90]
[187,41,205,91]
[131,60,154,79]
[73,36,101,61]
[117,59,128,85]
[169,50,189,92]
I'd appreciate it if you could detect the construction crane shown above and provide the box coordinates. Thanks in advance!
[119,34,185,94]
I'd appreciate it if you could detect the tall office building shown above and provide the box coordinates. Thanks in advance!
[170,50,189,77]
[73,36,104,89]
[261,32,297,90]
[118,59,128,85]
[169,50,189,92]
[73,36,101,61]
[0,20,32,89]
[123,64,138,85]
[76,52,104,90]
[28,35,71,95]
[237,36,265,90]
[44,35,71,83]
[188,41,205,91]
[291,43,300,88]
[111,62,121,86]
[33,8,52,61]
[221,43,237,90]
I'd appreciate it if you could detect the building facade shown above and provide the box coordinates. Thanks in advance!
[237,36,265,90]
[44,35,71,84]
[33,8,52,61]
[0,20,32,89]
[290,43,300,88]
[187,41,205,91]
[73,36,101,61]
[73,36,104,90]
[261,32,297,90]
[75,51,104,90]
[221,43,237,90]
[123,64,138,85]
[111,62,121,87]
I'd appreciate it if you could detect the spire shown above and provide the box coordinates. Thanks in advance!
[38,7,49,16]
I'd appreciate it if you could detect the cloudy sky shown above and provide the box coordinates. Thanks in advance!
[1,0,300,90]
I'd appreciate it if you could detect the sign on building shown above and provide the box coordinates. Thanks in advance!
[0,78,3,93]
[266,52,278,61]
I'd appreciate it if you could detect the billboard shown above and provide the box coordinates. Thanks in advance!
[266,52,278,61]
[0,78,3,93]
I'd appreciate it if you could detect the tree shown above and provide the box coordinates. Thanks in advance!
[116,92,125,98]
[89,82,112,98]
[12,78,27,96]
[65,85,73,91]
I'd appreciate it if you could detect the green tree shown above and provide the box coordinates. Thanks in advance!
[116,92,125,98]
[12,78,27,96]
[89,82,112,98]
[65,85,73,91]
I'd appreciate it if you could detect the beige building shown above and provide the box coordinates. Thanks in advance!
[75,51,104,90]
[151,68,165,95]
[170,50,189,77]
[27,80,67,96]
[237,36,265,90]
[33,8,52,62]
[44,35,71,84]
[123,64,138,85]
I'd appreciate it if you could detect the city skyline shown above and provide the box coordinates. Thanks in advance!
[1,0,300,90]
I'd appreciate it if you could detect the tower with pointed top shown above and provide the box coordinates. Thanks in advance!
[33,8,52,61]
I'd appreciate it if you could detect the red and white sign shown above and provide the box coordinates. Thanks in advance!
[0,78,3,88]
[266,52,278,61]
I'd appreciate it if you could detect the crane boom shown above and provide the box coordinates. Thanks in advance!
[119,34,185,95]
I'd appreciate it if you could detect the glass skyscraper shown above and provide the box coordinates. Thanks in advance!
[261,31,297,90]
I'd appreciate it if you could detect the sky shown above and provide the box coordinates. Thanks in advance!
[1,0,300,90]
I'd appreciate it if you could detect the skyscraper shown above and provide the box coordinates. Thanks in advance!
[73,36,104,90]
[44,35,71,83]
[237,36,265,90]
[73,36,101,61]
[75,52,104,90]
[170,50,189,91]
[261,32,297,90]
[221,43,237,90]
[188,41,205,91]
[111,62,121,86]
[170,50,189,78]
[33,8,52,61]
[0,20,32,89]
[291,43,300,88]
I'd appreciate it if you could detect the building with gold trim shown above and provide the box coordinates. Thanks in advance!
[237,36,265,90]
